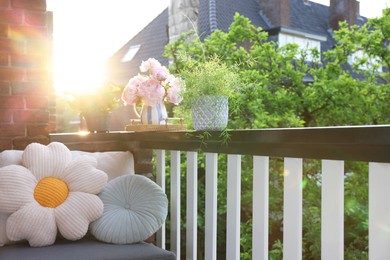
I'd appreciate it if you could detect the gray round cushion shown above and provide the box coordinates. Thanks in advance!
[90,174,168,244]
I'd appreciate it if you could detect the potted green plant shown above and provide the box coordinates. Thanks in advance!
[69,82,122,133]
[179,57,241,131]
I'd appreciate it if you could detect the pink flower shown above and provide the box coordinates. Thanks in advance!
[167,86,182,105]
[152,66,169,81]
[138,78,165,105]
[139,58,161,74]
[165,75,184,105]
[121,74,146,105]
[121,58,184,106]
[165,75,183,89]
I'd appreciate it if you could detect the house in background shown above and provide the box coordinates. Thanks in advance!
[105,0,366,86]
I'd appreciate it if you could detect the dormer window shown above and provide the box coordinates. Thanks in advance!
[277,28,326,62]
[121,44,141,62]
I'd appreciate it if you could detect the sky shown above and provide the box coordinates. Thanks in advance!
[312,0,389,18]
[47,0,169,94]
[47,0,388,94]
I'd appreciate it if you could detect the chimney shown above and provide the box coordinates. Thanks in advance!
[259,0,291,27]
[168,0,199,43]
[329,0,360,30]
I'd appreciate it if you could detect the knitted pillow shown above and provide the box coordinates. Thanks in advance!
[0,150,135,181]
[90,174,168,244]
[0,148,134,247]
[70,151,135,180]
[0,212,10,246]
[0,142,108,247]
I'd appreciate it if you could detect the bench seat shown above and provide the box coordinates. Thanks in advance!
[0,236,176,260]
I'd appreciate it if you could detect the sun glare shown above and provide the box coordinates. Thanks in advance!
[52,57,105,95]
[47,0,169,96]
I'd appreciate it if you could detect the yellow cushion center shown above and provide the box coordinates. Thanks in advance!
[34,177,69,208]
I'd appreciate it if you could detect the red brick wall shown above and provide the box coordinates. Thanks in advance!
[259,0,291,27]
[329,0,360,30]
[0,0,53,150]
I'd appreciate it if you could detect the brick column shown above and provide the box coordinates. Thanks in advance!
[0,0,53,150]
[259,0,291,27]
[329,0,359,31]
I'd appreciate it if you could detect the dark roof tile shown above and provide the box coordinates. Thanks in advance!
[107,0,368,84]
[106,8,169,85]
[199,0,266,38]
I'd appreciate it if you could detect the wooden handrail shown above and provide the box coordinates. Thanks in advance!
[50,125,390,163]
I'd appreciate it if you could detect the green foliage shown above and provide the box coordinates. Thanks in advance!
[179,56,241,109]
[163,10,389,259]
[166,12,389,128]
[315,13,390,125]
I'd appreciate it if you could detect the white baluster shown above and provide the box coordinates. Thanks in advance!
[186,152,198,260]
[170,151,180,258]
[226,154,241,260]
[205,153,218,260]
[156,150,166,249]
[283,158,303,260]
[369,162,390,260]
[252,156,269,260]
[321,160,344,260]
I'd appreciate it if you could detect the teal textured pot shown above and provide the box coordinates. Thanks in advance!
[191,95,228,131]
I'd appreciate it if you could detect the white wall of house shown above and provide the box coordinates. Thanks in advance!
[278,32,322,61]
[348,50,383,72]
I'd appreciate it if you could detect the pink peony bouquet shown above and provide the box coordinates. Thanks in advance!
[121,58,184,106]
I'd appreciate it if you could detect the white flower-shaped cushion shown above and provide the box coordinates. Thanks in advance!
[90,174,168,244]
[0,142,108,247]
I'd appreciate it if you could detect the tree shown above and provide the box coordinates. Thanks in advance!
[165,12,389,128]
[164,10,389,259]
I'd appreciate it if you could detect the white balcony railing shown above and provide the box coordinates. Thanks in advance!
[140,125,390,260]
[51,125,390,260]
